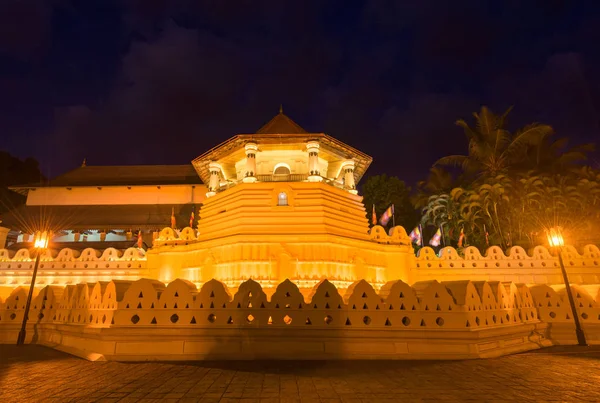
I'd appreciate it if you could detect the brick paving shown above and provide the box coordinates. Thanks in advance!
[1,345,600,402]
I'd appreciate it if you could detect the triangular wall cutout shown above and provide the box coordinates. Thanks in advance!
[150,317,157,324]
[385,318,392,326]
[190,316,196,324]
[345,318,352,326]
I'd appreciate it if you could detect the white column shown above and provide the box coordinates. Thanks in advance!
[206,162,221,198]
[243,142,258,183]
[306,141,322,182]
[343,160,357,194]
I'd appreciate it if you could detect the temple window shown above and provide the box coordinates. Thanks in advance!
[278,192,288,206]
[273,163,291,175]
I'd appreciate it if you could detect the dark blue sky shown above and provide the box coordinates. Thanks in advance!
[1,1,600,184]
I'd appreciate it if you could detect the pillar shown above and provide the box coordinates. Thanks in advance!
[243,142,258,183]
[306,141,322,182]
[343,160,357,194]
[206,162,221,198]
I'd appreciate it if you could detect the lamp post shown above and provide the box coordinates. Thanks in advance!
[16,230,50,346]
[546,227,587,346]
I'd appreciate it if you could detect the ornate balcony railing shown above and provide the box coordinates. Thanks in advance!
[256,174,308,182]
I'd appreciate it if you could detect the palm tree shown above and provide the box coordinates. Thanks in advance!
[528,137,595,174]
[435,106,554,179]
[413,167,455,209]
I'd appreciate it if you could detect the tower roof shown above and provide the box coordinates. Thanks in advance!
[256,109,307,134]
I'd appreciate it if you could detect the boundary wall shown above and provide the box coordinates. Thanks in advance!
[2,226,598,292]
[0,277,599,360]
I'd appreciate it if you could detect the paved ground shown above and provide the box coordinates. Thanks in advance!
[1,345,600,402]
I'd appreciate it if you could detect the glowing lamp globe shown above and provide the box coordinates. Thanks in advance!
[33,231,50,249]
[546,227,564,248]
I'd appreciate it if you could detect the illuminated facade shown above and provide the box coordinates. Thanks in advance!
[2,110,599,359]
[0,110,414,296]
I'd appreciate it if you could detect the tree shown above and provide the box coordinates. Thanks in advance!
[435,106,553,180]
[361,174,418,230]
[0,151,44,214]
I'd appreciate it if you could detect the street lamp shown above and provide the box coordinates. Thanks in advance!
[546,227,587,346]
[16,230,50,346]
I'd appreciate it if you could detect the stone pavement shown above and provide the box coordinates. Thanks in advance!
[1,345,600,402]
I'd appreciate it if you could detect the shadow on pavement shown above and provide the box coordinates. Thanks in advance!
[0,344,78,365]
[143,358,452,376]
[517,345,600,361]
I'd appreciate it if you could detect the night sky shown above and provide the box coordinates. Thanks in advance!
[2,1,600,186]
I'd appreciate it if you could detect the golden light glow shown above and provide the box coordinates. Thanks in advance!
[546,227,565,248]
[33,231,50,249]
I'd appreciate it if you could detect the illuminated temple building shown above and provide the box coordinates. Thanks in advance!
[2,110,600,359]
[0,110,413,295]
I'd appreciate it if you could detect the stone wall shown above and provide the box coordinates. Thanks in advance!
[1,277,598,360]
[0,247,147,298]
[413,244,600,285]
[0,226,598,299]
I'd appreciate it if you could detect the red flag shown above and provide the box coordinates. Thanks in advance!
[171,207,176,229]
[371,205,377,225]
[189,211,195,228]
[458,227,465,247]
[137,230,143,249]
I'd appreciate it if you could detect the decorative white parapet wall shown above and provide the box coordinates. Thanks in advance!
[0,226,598,298]
[0,247,147,295]
[413,244,600,285]
[0,277,598,360]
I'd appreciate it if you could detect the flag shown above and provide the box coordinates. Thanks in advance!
[409,226,422,245]
[189,210,195,228]
[458,227,465,247]
[379,204,394,226]
[484,224,489,246]
[137,230,143,249]
[371,205,377,226]
[429,227,442,247]
[171,207,176,229]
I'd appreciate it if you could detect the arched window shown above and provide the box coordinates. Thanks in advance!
[273,163,291,175]
[278,192,288,206]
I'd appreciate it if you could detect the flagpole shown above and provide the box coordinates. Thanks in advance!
[440,225,446,247]
[418,224,423,246]
[392,204,395,227]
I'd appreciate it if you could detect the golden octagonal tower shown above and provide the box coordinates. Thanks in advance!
[148,110,413,297]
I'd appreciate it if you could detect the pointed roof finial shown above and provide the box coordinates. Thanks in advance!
[81,158,87,167]
[279,104,283,114]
